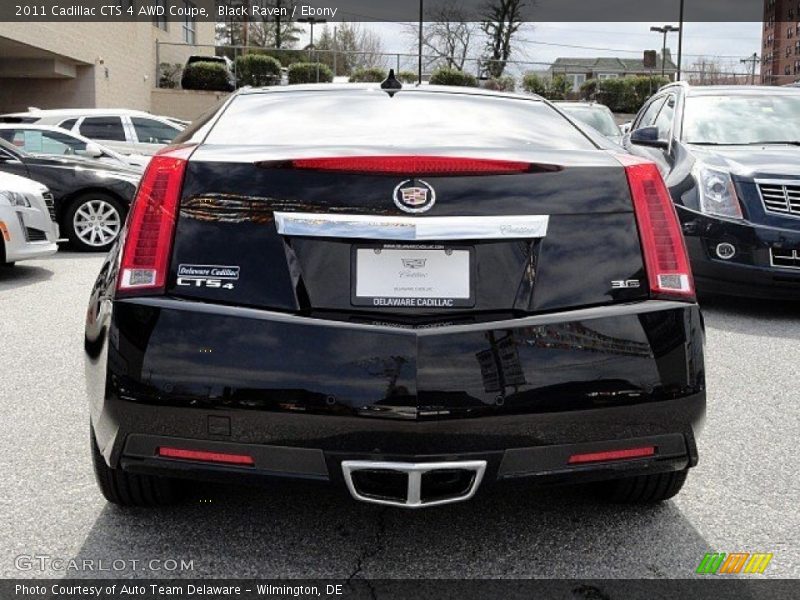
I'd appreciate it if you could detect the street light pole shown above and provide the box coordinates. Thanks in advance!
[677,0,684,80]
[418,0,424,84]
[298,17,326,50]
[650,25,680,78]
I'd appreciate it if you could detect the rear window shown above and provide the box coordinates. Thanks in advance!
[204,91,596,150]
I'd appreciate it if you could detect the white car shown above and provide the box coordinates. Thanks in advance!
[0,124,148,170]
[0,172,59,266]
[0,108,184,157]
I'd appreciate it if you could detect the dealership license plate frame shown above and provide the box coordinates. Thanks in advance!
[351,244,476,308]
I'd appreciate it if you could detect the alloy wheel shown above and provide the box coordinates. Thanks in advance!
[72,199,122,248]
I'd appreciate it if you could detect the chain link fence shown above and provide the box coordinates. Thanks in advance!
[156,40,761,93]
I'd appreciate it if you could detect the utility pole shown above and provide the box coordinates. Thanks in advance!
[740,53,759,85]
[650,25,680,78]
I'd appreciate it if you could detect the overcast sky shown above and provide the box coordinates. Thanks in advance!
[298,21,763,77]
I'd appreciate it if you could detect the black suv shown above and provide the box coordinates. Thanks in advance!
[85,84,705,509]
[624,83,800,298]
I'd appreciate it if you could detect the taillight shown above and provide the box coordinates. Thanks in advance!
[287,156,531,176]
[620,157,695,300]
[117,145,193,295]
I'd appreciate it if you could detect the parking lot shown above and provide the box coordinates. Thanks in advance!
[1,252,798,580]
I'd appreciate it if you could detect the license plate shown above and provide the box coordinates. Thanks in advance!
[352,245,474,308]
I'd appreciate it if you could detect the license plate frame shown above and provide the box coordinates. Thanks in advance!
[351,244,476,308]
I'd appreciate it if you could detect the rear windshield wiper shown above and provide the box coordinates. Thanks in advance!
[741,141,800,146]
[686,140,800,146]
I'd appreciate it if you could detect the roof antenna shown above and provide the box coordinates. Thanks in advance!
[381,69,403,95]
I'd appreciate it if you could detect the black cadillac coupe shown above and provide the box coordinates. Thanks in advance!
[624,83,800,298]
[85,80,705,508]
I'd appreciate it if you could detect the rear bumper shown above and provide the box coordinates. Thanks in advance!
[119,428,695,492]
[680,209,800,299]
[86,297,705,489]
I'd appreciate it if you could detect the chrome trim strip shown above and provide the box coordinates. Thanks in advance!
[274,212,549,240]
[341,460,487,508]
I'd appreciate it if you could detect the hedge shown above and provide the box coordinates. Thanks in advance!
[397,70,419,84]
[483,76,516,92]
[429,67,477,87]
[287,62,334,84]
[235,54,282,87]
[521,73,547,95]
[580,75,669,113]
[349,67,386,83]
[522,72,569,99]
[181,61,232,92]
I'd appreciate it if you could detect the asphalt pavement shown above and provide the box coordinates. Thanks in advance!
[1,252,798,579]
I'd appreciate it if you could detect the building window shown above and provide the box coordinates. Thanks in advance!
[786,65,791,75]
[568,73,586,92]
[182,1,197,44]
[153,0,167,31]
[597,73,619,80]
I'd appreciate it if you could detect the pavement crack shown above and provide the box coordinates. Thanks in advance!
[346,507,388,597]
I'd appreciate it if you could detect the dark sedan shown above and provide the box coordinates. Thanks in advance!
[0,138,140,251]
[624,83,800,298]
[85,82,704,509]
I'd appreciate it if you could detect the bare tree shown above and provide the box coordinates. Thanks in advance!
[409,0,478,71]
[481,0,526,78]
[688,57,731,85]
[314,23,386,76]
[248,0,303,49]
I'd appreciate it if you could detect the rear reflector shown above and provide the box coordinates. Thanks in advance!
[288,156,531,176]
[620,157,695,300]
[567,446,656,465]
[117,145,193,294]
[157,447,255,466]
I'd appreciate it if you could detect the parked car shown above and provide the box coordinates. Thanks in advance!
[624,83,800,298]
[0,138,140,252]
[182,55,236,91]
[0,124,148,170]
[554,101,623,144]
[0,171,59,265]
[0,108,184,157]
[85,84,704,508]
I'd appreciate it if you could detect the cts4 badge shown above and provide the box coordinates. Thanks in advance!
[394,179,436,213]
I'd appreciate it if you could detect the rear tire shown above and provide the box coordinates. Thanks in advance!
[91,427,182,506]
[594,469,688,504]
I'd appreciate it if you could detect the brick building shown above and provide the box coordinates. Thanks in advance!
[762,0,800,84]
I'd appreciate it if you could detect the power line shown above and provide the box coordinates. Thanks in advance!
[514,37,756,59]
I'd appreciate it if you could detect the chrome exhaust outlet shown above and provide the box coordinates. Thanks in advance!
[341,460,487,508]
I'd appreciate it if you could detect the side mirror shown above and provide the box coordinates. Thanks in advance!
[80,142,104,158]
[630,126,668,149]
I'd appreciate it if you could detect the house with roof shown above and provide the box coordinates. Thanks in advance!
[550,50,678,92]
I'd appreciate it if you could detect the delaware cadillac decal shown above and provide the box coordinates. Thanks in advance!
[177,264,239,290]
[393,179,436,213]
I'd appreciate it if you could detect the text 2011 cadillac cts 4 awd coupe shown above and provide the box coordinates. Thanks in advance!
[84,83,705,509]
